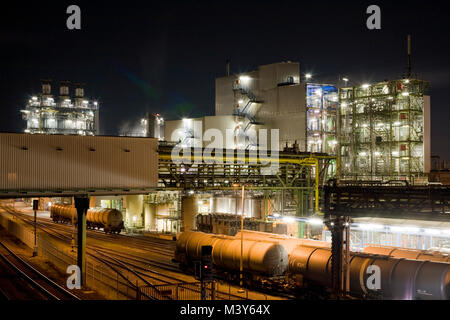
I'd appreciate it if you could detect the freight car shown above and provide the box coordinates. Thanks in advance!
[50,204,124,234]
[175,231,288,284]
[175,231,450,300]
[362,246,450,263]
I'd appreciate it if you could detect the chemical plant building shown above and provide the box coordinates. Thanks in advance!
[21,80,99,136]
[165,61,339,154]
[13,62,445,252]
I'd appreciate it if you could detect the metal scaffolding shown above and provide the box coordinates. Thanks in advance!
[337,79,429,182]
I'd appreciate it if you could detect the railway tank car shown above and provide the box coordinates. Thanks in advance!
[289,245,450,300]
[50,204,124,234]
[362,246,450,263]
[175,231,450,300]
[175,231,288,277]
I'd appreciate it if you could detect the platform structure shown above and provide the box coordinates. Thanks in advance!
[157,143,336,218]
[323,182,450,298]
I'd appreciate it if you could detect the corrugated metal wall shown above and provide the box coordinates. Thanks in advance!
[0,133,158,191]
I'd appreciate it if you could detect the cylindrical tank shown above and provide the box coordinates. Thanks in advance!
[176,231,288,276]
[234,230,330,255]
[50,203,123,233]
[86,207,123,230]
[362,246,450,263]
[289,245,450,300]
[210,197,262,218]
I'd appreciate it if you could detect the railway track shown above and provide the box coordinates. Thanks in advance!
[0,240,80,300]
[1,208,262,300]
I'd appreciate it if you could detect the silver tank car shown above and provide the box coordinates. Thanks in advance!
[362,246,450,263]
[289,245,450,300]
[175,231,288,276]
[234,230,330,255]
[50,203,124,234]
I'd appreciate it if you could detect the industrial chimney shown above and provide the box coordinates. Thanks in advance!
[41,79,52,96]
[226,59,230,77]
[59,81,70,97]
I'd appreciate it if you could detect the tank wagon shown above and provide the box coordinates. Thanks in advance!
[362,246,450,263]
[175,231,450,300]
[50,204,124,234]
[175,231,288,281]
[289,245,450,300]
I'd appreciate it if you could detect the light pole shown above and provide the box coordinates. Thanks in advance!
[240,184,244,289]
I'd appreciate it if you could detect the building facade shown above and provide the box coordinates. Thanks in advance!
[337,79,431,182]
[165,61,338,153]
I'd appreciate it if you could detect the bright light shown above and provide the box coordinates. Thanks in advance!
[331,140,338,145]
[308,218,323,226]
[132,216,137,222]
[362,84,370,89]
[341,103,348,107]
[358,223,383,230]
[402,92,409,96]
[273,213,280,218]
[305,73,312,79]
[404,226,420,233]
[359,152,367,157]
[374,152,381,156]
[424,228,440,236]
[82,100,88,104]
[180,167,186,173]
[393,121,401,126]
[188,190,194,195]
[239,75,250,83]
[404,79,410,84]
[362,123,368,128]
[47,202,52,207]
[283,216,296,223]
[315,89,322,96]
[392,151,399,156]
[342,77,349,82]
[94,101,98,106]
[32,96,38,101]
[24,129,30,133]
[238,99,244,104]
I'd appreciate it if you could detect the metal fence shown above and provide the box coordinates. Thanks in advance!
[0,210,139,299]
[139,281,217,300]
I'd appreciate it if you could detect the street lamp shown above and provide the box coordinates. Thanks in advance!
[240,184,244,289]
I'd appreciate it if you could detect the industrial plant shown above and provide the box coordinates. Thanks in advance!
[0,38,448,302]
[21,81,99,136]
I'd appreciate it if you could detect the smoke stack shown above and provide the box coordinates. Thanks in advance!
[407,34,412,78]
[59,81,70,96]
[41,79,52,95]
[226,59,230,77]
[74,83,84,98]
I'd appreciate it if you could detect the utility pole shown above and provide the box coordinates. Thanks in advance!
[240,185,244,288]
[32,200,39,257]
[74,196,89,287]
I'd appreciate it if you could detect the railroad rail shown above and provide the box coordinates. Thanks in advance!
[0,240,80,300]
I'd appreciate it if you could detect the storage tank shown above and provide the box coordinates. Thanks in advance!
[176,231,288,276]
[210,197,262,218]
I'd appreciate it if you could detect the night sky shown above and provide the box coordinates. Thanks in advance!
[1,0,449,160]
